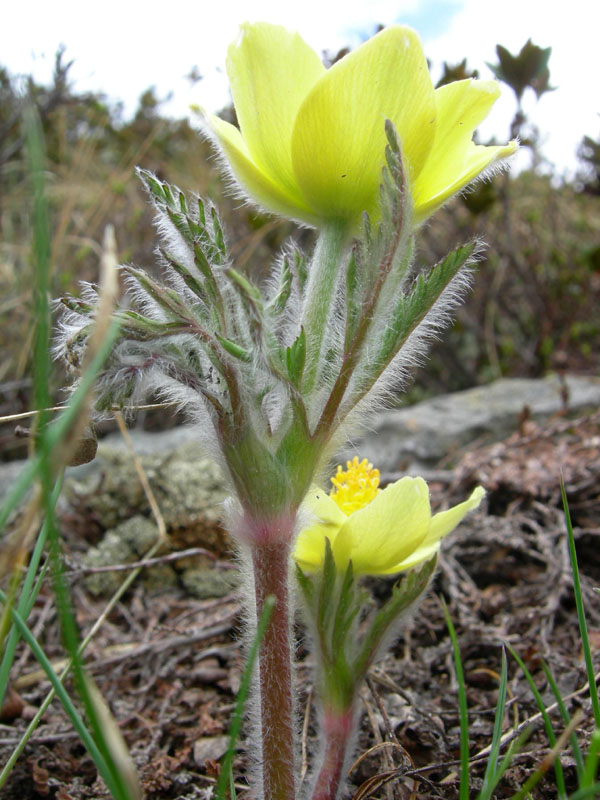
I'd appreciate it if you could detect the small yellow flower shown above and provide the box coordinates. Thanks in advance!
[294,457,484,574]
[204,22,517,228]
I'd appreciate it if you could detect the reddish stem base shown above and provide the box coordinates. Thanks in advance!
[251,524,296,800]
[312,706,355,800]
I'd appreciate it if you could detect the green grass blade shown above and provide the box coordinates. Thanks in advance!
[37,440,134,797]
[442,599,470,800]
[0,518,164,790]
[561,480,600,729]
[0,525,51,709]
[568,785,600,800]
[44,508,134,800]
[0,588,121,797]
[508,645,566,798]
[510,762,547,799]
[10,103,134,800]
[541,659,585,780]
[24,104,51,427]
[0,468,62,712]
[480,647,509,798]
[581,729,600,790]
[480,730,531,799]
[216,595,275,800]
[0,458,43,535]
[0,508,135,799]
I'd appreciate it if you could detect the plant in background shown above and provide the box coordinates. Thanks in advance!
[54,21,516,800]
[487,38,554,144]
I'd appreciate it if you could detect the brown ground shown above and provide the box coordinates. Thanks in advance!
[1,412,599,799]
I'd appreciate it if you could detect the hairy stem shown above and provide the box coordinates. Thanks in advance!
[249,517,297,800]
[312,229,411,445]
[301,222,350,395]
[312,705,355,800]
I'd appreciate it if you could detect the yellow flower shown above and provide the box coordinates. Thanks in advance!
[204,22,517,228]
[294,457,484,574]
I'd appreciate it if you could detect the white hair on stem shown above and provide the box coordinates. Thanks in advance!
[223,499,305,800]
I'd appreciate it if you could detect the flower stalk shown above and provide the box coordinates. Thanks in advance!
[251,529,296,800]
[301,221,351,395]
[311,705,355,800]
[298,553,440,800]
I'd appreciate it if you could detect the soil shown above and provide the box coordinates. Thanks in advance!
[1,412,599,799]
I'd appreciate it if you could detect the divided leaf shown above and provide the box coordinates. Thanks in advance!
[371,242,475,376]
[161,250,210,309]
[215,334,251,363]
[267,253,294,316]
[138,169,227,266]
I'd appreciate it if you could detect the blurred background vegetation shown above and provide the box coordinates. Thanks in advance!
[1,41,599,460]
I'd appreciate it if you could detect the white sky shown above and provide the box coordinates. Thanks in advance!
[3,0,598,177]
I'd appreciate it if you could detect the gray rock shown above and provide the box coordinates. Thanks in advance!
[343,374,600,473]
[0,460,34,508]
[87,423,201,457]
[193,735,231,767]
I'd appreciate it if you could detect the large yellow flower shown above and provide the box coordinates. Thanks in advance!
[294,457,484,574]
[204,22,517,228]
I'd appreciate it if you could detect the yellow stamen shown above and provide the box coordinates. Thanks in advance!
[330,457,380,515]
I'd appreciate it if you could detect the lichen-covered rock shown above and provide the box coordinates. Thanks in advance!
[67,442,232,596]
[181,568,239,599]
[66,442,228,538]
[83,515,176,596]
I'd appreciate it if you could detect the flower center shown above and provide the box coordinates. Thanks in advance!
[330,457,380,515]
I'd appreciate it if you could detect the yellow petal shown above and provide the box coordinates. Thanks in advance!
[380,540,441,574]
[415,140,517,222]
[207,113,317,222]
[429,486,485,541]
[375,485,485,574]
[293,487,347,570]
[291,26,435,222]
[333,476,430,574]
[226,22,325,200]
[412,79,517,221]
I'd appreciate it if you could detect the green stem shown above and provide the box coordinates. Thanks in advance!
[248,515,297,800]
[301,222,350,395]
[313,234,412,445]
